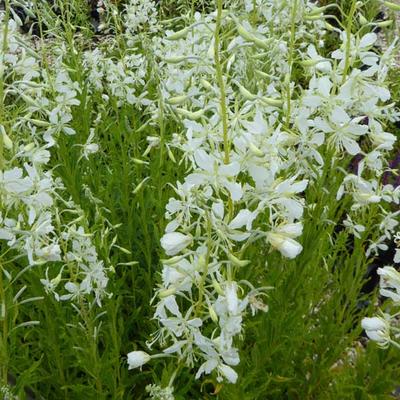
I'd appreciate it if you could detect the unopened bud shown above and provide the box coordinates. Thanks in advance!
[375,19,393,27]
[209,305,218,323]
[238,83,258,101]
[165,27,190,40]
[237,24,269,49]
[24,143,35,152]
[159,287,177,298]
[249,142,264,157]
[200,79,213,91]
[166,95,188,105]
[260,97,283,107]
[227,253,251,267]
[359,14,368,25]
[133,177,150,194]
[212,279,225,296]
[176,108,204,120]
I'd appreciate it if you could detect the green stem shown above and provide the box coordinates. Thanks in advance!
[0,0,10,171]
[341,0,357,84]
[286,0,298,127]
[214,0,230,165]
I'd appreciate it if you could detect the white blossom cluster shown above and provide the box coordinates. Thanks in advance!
[362,266,400,349]
[122,0,400,392]
[0,11,110,306]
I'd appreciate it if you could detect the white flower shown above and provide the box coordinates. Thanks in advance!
[160,232,192,256]
[315,107,368,155]
[361,316,391,348]
[127,351,151,370]
[266,223,303,259]
[378,266,400,303]
[343,215,365,239]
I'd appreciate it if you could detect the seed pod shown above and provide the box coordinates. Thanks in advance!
[384,1,400,11]
[176,108,204,120]
[165,27,190,40]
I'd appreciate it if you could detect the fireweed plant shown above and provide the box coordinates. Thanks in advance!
[1,0,400,398]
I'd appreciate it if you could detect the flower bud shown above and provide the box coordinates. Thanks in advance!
[249,142,264,157]
[0,127,12,150]
[176,108,204,121]
[260,97,283,107]
[127,351,151,370]
[227,253,251,267]
[166,95,188,105]
[200,79,213,91]
[238,84,258,101]
[165,27,190,40]
[163,55,188,64]
[237,24,269,49]
[24,143,36,152]
[160,232,192,256]
[361,316,391,347]
[158,287,177,298]
[359,14,368,25]
[212,279,225,296]
[375,20,393,27]
[209,304,218,323]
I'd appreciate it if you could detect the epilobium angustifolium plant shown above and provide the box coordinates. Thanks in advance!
[2,0,400,398]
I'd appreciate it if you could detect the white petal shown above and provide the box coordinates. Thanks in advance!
[359,32,377,48]
[229,209,254,230]
[219,364,238,383]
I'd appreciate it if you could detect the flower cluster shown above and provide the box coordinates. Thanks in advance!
[121,0,400,391]
[362,266,400,349]
[0,9,110,306]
